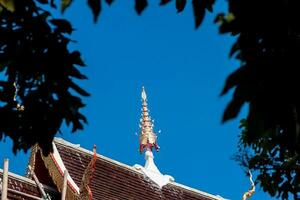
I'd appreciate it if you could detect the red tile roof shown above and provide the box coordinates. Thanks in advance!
[53,138,222,200]
[0,170,59,200]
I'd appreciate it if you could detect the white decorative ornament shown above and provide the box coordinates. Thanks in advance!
[134,150,174,188]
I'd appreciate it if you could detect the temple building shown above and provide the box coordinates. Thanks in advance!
[0,88,226,200]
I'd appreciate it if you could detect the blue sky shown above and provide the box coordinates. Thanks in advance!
[0,1,275,199]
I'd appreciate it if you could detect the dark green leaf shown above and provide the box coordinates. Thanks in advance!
[222,98,245,122]
[88,0,101,22]
[36,0,49,4]
[192,0,206,28]
[72,120,83,132]
[69,67,87,79]
[176,0,186,13]
[50,19,73,34]
[78,113,87,123]
[61,0,73,13]
[229,41,240,58]
[206,0,215,12]
[69,82,90,96]
[160,0,172,5]
[221,65,246,96]
[39,10,51,20]
[70,51,85,66]
[135,0,148,15]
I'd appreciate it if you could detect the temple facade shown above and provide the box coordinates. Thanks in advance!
[0,88,226,200]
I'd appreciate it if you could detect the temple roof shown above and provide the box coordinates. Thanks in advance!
[49,138,223,200]
[0,169,58,199]
[1,87,226,200]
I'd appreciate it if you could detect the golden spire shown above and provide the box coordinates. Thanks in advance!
[139,87,159,153]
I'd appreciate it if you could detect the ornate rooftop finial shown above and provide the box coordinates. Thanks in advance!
[141,86,147,102]
[139,87,159,153]
[134,87,174,188]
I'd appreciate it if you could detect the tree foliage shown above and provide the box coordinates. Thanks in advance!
[1,0,299,199]
[0,0,88,155]
[136,1,300,198]
[0,0,215,154]
[216,1,300,199]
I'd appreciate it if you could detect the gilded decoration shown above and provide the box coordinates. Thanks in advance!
[77,145,97,200]
[28,144,79,199]
[27,142,98,200]
[139,87,160,153]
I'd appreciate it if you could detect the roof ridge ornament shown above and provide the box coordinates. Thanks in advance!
[134,87,174,188]
[141,86,147,102]
[139,86,160,153]
[77,145,97,200]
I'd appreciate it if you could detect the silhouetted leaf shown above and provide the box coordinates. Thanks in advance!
[50,19,73,34]
[221,65,246,96]
[78,113,87,123]
[69,82,90,96]
[222,98,244,122]
[176,0,186,13]
[160,0,172,5]
[105,0,114,5]
[69,67,87,79]
[229,41,239,58]
[88,0,101,22]
[61,0,73,13]
[206,0,215,12]
[192,0,206,28]
[72,120,83,132]
[70,51,85,66]
[135,0,148,15]
[36,0,48,4]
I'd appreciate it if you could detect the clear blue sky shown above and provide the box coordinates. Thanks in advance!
[1,1,275,199]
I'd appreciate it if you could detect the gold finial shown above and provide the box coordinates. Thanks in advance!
[139,87,159,153]
[141,86,147,102]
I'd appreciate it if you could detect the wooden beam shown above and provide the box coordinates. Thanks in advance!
[28,166,48,199]
[7,188,43,200]
[1,159,9,200]
[61,170,68,200]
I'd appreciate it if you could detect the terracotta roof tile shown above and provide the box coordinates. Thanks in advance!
[54,139,221,200]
